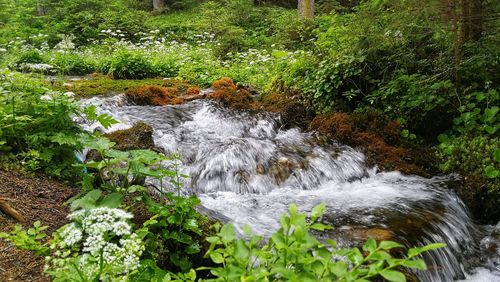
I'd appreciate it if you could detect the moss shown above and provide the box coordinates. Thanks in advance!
[260,91,315,129]
[208,77,255,109]
[125,85,184,106]
[104,122,155,151]
[453,175,500,224]
[310,112,436,176]
[61,76,195,97]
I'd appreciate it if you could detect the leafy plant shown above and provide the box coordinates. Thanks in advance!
[0,221,49,256]
[202,203,445,281]
[141,194,207,273]
[108,50,153,79]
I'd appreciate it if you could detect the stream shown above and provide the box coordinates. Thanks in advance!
[79,94,500,282]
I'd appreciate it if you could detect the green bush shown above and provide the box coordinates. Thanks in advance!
[14,50,45,65]
[0,71,81,178]
[438,135,500,189]
[51,52,96,75]
[108,50,154,79]
[213,26,246,59]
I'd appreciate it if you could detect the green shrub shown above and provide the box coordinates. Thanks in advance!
[438,135,500,190]
[213,26,246,59]
[0,72,81,178]
[152,59,180,78]
[108,50,154,79]
[14,50,45,65]
[51,52,96,75]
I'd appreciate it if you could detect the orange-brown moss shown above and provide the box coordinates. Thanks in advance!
[310,112,434,176]
[186,86,201,96]
[208,77,254,109]
[212,77,237,91]
[310,113,354,141]
[125,85,183,106]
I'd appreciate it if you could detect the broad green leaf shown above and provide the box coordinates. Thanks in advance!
[401,259,427,270]
[210,252,224,264]
[99,193,123,208]
[70,189,102,210]
[311,203,326,220]
[369,250,391,261]
[380,270,406,282]
[220,224,235,243]
[363,238,377,252]
[379,241,403,250]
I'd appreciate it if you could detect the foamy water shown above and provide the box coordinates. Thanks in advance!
[79,95,500,281]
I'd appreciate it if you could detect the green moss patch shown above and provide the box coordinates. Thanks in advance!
[61,76,197,97]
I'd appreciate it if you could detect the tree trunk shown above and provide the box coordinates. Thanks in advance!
[153,0,166,11]
[36,1,48,16]
[470,0,482,41]
[298,0,314,19]
[460,0,470,42]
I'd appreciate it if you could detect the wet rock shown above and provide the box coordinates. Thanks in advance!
[208,77,254,109]
[104,122,155,151]
[235,170,250,185]
[125,85,183,106]
[256,164,266,174]
[269,157,293,185]
[194,205,231,225]
[260,91,315,130]
[183,87,206,102]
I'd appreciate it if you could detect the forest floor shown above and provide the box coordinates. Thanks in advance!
[0,170,76,282]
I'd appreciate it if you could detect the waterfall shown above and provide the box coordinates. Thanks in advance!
[79,95,500,281]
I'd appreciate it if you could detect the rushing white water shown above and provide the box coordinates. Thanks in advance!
[79,94,500,282]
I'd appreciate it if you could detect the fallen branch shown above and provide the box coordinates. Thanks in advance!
[0,198,26,223]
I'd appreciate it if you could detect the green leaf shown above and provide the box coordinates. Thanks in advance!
[379,241,403,250]
[495,149,500,162]
[311,203,326,220]
[70,189,102,210]
[99,193,123,208]
[220,224,235,244]
[408,243,445,257]
[380,270,406,282]
[363,238,377,252]
[97,114,118,129]
[401,259,427,270]
[210,252,224,264]
[484,166,498,179]
[437,134,449,143]
[330,261,347,277]
[369,250,392,261]
[310,223,332,231]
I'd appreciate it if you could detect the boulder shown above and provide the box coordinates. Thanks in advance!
[104,122,155,151]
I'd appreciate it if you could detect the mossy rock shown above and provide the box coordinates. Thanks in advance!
[208,77,255,109]
[125,85,183,106]
[61,76,196,97]
[104,122,155,151]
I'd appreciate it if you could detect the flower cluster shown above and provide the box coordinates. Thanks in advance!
[46,208,144,280]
